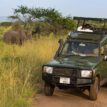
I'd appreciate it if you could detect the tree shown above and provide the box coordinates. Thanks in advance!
[9,5,75,34]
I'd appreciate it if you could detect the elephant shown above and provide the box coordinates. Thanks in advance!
[3,30,32,45]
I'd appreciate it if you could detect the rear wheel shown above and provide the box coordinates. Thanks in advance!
[44,83,55,96]
[89,77,99,101]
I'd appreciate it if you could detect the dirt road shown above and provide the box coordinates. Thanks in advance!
[33,87,107,107]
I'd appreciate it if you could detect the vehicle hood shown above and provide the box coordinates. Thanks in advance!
[46,57,99,69]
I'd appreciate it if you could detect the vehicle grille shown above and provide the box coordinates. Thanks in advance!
[53,67,79,77]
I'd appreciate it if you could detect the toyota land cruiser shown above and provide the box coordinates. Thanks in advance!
[42,17,107,100]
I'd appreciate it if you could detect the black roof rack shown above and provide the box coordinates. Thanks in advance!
[73,16,107,22]
[73,16,107,34]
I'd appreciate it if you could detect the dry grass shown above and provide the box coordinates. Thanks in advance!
[0,26,11,38]
[0,35,61,107]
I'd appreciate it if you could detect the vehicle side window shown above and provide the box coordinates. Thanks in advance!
[61,43,69,54]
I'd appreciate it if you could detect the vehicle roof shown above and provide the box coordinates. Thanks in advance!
[73,16,107,34]
[74,16,107,21]
[68,32,107,45]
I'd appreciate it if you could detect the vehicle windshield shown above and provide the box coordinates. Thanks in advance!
[60,41,99,57]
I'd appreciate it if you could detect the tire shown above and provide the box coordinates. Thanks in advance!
[89,77,99,101]
[44,83,55,96]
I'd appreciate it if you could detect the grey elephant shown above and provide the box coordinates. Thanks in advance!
[3,30,32,45]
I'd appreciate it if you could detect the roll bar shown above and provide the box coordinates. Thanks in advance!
[74,16,107,22]
[73,16,107,34]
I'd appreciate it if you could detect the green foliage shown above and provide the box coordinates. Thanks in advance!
[0,22,12,27]
[61,17,75,30]
[14,6,30,15]
[9,5,75,33]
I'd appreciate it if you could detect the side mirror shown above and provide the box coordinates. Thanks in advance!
[54,39,64,58]
[104,55,107,61]
[58,39,64,48]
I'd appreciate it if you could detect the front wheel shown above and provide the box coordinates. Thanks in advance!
[44,83,55,96]
[89,77,99,101]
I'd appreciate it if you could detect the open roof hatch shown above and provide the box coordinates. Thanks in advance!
[73,16,107,34]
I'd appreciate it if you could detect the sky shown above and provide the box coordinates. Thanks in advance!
[0,0,107,18]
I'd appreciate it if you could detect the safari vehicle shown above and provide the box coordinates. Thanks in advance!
[42,17,107,100]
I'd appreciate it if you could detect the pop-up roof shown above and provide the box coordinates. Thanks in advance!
[73,16,107,34]
[68,32,107,46]
[74,17,107,21]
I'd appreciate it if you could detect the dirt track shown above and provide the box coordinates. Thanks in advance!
[34,87,107,107]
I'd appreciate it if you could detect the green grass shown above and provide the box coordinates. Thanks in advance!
[0,35,61,107]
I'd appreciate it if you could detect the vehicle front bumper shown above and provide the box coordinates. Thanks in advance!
[42,73,93,88]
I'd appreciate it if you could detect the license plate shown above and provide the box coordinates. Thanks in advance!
[60,77,70,84]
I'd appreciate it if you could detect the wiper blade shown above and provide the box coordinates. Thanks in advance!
[81,55,97,59]
[60,54,79,57]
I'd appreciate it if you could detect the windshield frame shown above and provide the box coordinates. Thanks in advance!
[59,40,100,58]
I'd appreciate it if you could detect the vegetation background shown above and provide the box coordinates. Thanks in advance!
[0,6,75,107]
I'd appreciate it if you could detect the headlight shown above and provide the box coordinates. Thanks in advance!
[81,70,92,77]
[43,66,53,74]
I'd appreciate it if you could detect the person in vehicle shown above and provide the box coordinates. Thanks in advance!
[61,41,99,57]
[77,24,93,32]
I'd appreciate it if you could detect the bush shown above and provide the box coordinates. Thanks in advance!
[0,22,12,27]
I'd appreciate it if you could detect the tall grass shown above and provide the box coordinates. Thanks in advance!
[0,35,60,107]
[0,26,11,38]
